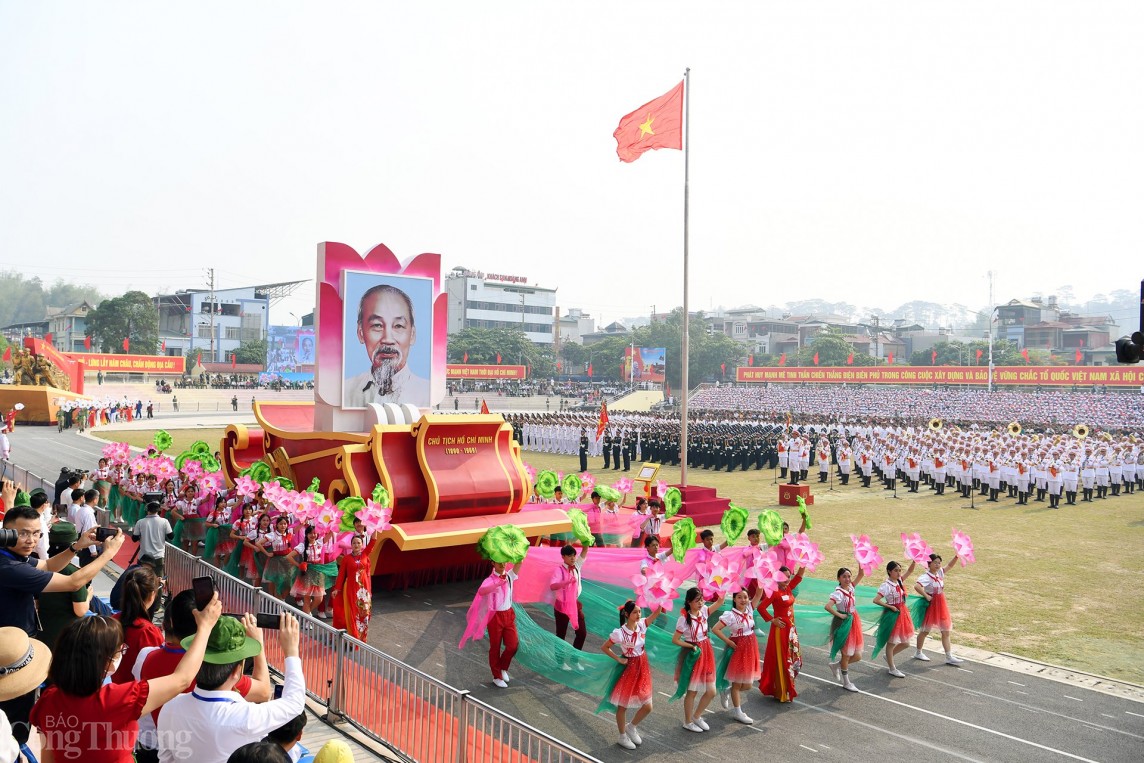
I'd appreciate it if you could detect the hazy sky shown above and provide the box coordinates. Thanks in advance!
[1,1,1140,329]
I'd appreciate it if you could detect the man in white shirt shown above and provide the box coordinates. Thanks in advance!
[72,493,99,567]
[65,488,85,525]
[132,501,174,576]
[158,613,304,763]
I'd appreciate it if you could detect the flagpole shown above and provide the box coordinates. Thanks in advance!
[679,66,691,487]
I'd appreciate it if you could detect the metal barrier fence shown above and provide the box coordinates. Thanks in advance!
[0,461,56,499]
[163,546,601,763]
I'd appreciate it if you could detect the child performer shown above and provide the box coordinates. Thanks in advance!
[871,560,916,677]
[602,601,663,749]
[825,566,865,692]
[712,586,764,724]
[671,587,726,732]
[912,552,963,665]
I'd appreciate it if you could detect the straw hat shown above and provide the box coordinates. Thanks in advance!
[0,627,51,701]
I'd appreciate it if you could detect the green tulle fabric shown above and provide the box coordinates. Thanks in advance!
[870,606,898,659]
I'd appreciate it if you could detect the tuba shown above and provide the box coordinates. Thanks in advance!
[1008,421,1022,436]
[1073,424,1089,440]
[929,418,943,431]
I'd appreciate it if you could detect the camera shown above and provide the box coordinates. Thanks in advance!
[0,528,18,548]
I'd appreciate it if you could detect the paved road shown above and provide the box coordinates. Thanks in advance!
[10,427,1144,762]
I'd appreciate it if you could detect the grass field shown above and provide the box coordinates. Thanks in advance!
[94,429,1144,683]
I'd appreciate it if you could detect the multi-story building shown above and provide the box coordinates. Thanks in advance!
[555,308,595,346]
[445,267,556,345]
[45,302,95,353]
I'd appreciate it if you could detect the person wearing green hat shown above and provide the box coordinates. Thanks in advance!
[36,520,92,646]
[157,612,305,763]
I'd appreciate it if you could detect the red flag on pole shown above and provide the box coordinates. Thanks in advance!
[975,349,983,363]
[587,363,593,378]
[778,353,786,366]
[748,354,754,367]
[613,81,684,163]
[122,338,130,352]
[888,352,894,365]
[196,353,202,367]
[496,353,502,364]
[2,347,10,363]
[463,352,468,363]
[1075,349,1083,364]
[1021,348,1030,363]
[556,361,562,371]
[846,352,854,365]
[931,349,938,365]
[83,335,92,350]
[232,353,237,368]
[812,352,819,366]
[480,399,490,414]
[596,402,610,441]
[720,362,726,376]
[161,340,166,352]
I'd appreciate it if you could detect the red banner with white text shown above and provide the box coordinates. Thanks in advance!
[734,365,1144,387]
[446,364,527,380]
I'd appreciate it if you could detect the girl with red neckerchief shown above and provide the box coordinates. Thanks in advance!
[601,601,663,750]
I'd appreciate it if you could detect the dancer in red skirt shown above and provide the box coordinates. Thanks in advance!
[712,586,765,724]
[871,560,916,677]
[758,565,805,703]
[825,566,865,692]
[912,552,963,664]
[601,601,663,749]
[671,587,725,732]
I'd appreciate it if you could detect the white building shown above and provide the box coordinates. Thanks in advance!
[555,307,595,345]
[446,267,556,345]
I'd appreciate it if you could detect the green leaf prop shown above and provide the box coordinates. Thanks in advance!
[371,483,391,508]
[561,473,583,501]
[759,509,784,546]
[336,496,365,533]
[174,451,193,470]
[663,487,682,519]
[476,525,530,564]
[198,454,221,474]
[153,431,173,452]
[720,503,749,545]
[190,441,212,457]
[795,495,812,531]
[565,508,595,546]
[535,470,559,499]
[671,517,697,563]
[307,477,322,494]
[238,461,272,484]
[595,485,622,503]
[270,477,294,491]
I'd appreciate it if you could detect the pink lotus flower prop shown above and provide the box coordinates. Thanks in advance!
[268,488,301,517]
[314,502,342,535]
[293,493,321,523]
[261,482,287,507]
[199,472,225,495]
[901,532,935,565]
[951,528,975,567]
[850,534,883,577]
[357,499,392,535]
[234,475,259,498]
[785,532,824,572]
[524,463,537,483]
[180,460,205,481]
[631,560,682,612]
[129,455,152,475]
[696,550,743,599]
[744,547,789,597]
[151,457,177,483]
[612,477,634,496]
[655,480,669,499]
[102,442,128,463]
[579,472,596,493]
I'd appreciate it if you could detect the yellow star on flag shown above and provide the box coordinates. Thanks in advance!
[638,114,655,138]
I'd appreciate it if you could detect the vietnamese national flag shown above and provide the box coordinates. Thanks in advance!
[122,337,129,352]
[931,349,938,365]
[1021,348,1030,363]
[463,352,468,363]
[231,353,237,368]
[720,362,726,376]
[480,399,490,414]
[1075,349,1083,364]
[778,353,786,366]
[83,335,92,350]
[748,354,754,367]
[496,353,502,365]
[613,81,684,163]
[975,349,983,363]
[1,346,10,363]
[556,361,562,371]
[888,352,894,365]
[846,352,854,365]
[196,352,202,367]
[596,402,610,441]
[161,340,166,352]
[812,352,819,366]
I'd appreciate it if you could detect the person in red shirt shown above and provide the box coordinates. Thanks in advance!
[30,594,222,763]
[111,566,164,684]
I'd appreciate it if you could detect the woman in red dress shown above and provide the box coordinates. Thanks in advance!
[757,564,805,703]
[601,601,663,750]
[332,534,373,640]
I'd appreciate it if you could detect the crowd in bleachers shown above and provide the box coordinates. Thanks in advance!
[689,384,1144,430]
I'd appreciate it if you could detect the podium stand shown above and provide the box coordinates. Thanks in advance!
[778,484,814,506]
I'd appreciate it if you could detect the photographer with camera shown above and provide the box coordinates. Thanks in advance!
[0,479,125,748]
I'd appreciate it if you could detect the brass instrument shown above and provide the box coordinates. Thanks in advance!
[929,418,943,431]
[1008,421,1022,436]
[1073,424,1089,440]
